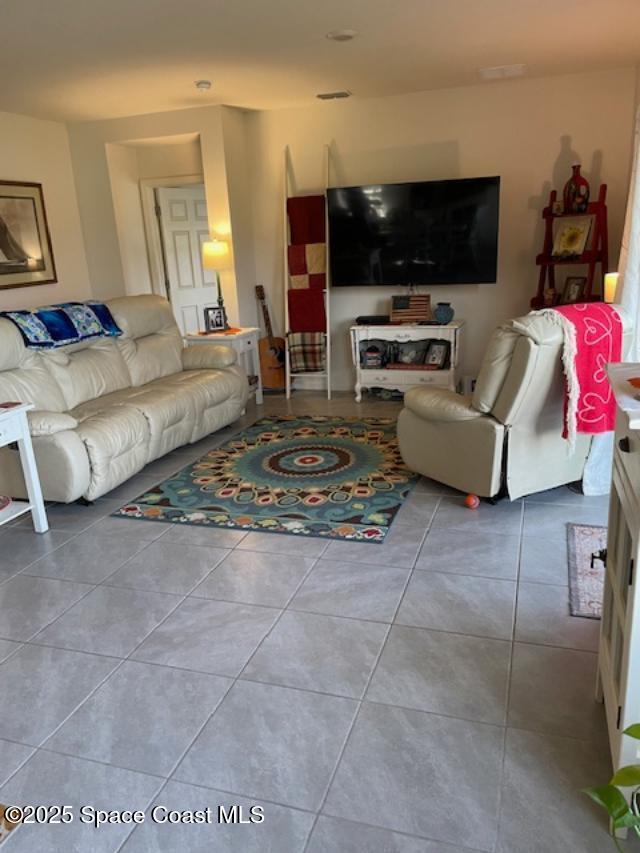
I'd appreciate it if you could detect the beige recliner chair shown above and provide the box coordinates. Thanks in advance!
[397,306,631,500]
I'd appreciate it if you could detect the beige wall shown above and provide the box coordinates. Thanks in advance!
[105,138,205,297]
[246,67,637,390]
[67,106,245,323]
[0,111,91,311]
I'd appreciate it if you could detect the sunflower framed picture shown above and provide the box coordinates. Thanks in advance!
[0,181,57,291]
[551,215,593,258]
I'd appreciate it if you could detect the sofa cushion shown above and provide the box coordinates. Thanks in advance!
[182,343,237,370]
[42,339,131,410]
[28,411,78,437]
[404,387,483,422]
[108,294,183,387]
[76,404,150,500]
[0,318,68,411]
[472,324,520,414]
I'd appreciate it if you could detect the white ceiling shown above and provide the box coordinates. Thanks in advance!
[1,0,639,123]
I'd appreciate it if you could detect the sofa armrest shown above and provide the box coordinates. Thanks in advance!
[182,343,237,370]
[28,411,78,437]
[403,387,483,423]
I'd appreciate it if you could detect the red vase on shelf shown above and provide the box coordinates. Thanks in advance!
[563,164,590,214]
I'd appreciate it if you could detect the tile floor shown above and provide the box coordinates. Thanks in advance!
[0,392,635,852]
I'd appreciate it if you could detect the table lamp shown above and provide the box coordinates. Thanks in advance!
[604,272,619,304]
[202,239,230,330]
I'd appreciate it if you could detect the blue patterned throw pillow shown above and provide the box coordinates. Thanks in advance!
[1,301,122,348]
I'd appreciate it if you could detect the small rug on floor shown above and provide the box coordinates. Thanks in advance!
[567,522,607,619]
[112,415,418,542]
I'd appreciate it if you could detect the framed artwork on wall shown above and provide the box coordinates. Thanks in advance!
[0,181,57,291]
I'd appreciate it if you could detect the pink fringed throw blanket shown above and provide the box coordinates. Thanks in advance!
[538,303,622,447]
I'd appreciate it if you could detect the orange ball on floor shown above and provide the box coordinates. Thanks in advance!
[464,494,480,509]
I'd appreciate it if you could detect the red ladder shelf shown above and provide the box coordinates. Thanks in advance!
[531,183,609,309]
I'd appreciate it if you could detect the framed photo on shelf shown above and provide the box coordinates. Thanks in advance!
[0,181,57,291]
[204,306,228,332]
[561,276,587,304]
[425,340,450,369]
[552,216,593,258]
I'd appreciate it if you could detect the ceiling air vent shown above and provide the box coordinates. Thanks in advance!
[316,90,352,100]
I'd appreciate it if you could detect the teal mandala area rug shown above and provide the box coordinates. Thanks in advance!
[113,415,417,542]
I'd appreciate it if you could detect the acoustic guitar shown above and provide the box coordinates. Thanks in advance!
[255,285,285,391]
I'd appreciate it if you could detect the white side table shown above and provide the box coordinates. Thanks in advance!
[0,403,49,533]
[184,327,263,405]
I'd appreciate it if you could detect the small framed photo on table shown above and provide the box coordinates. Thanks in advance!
[561,276,587,305]
[204,306,228,332]
[425,340,450,370]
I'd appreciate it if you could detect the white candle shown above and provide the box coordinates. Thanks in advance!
[604,272,619,304]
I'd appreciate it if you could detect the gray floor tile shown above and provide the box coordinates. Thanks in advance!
[0,528,71,573]
[0,739,34,786]
[193,550,314,607]
[175,680,357,811]
[0,575,92,641]
[89,515,168,542]
[525,485,610,508]
[46,660,231,777]
[307,816,477,853]
[396,571,516,640]
[431,497,523,535]
[497,728,613,853]
[133,598,280,676]
[12,499,122,534]
[235,531,329,558]
[508,643,606,741]
[106,542,229,595]
[22,531,149,583]
[324,702,503,851]
[243,610,388,698]
[35,585,181,657]
[367,625,510,725]
[289,560,410,622]
[515,582,600,651]
[322,523,425,568]
[0,638,21,663]
[394,493,440,526]
[121,780,314,852]
[0,644,117,745]
[519,536,569,585]
[416,529,520,580]
[159,524,248,548]
[523,503,607,541]
[413,476,462,497]
[0,750,160,853]
[100,473,162,502]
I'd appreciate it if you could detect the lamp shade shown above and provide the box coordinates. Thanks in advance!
[202,239,230,270]
[604,272,618,304]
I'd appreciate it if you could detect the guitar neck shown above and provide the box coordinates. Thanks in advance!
[259,297,274,343]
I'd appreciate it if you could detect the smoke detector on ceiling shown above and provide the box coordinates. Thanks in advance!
[316,90,352,100]
[194,79,212,92]
[326,29,357,41]
[479,64,526,81]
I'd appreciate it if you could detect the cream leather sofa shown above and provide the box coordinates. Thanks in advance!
[0,295,248,503]
[398,306,631,500]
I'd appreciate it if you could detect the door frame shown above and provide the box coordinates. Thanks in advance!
[139,174,205,298]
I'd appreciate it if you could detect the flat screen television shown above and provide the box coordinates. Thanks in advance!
[327,176,500,287]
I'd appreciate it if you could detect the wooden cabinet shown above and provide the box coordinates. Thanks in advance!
[598,366,640,801]
[349,322,464,402]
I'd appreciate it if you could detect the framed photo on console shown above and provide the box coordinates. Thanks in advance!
[561,276,587,304]
[425,339,450,369]
[204,306,228,332]
[0,181,57,290]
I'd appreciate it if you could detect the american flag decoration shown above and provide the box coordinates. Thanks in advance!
[390,294,433,324]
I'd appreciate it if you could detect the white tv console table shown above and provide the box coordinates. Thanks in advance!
[349,321,464,401]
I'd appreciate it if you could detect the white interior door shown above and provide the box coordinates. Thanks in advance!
[157,185,217,334]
